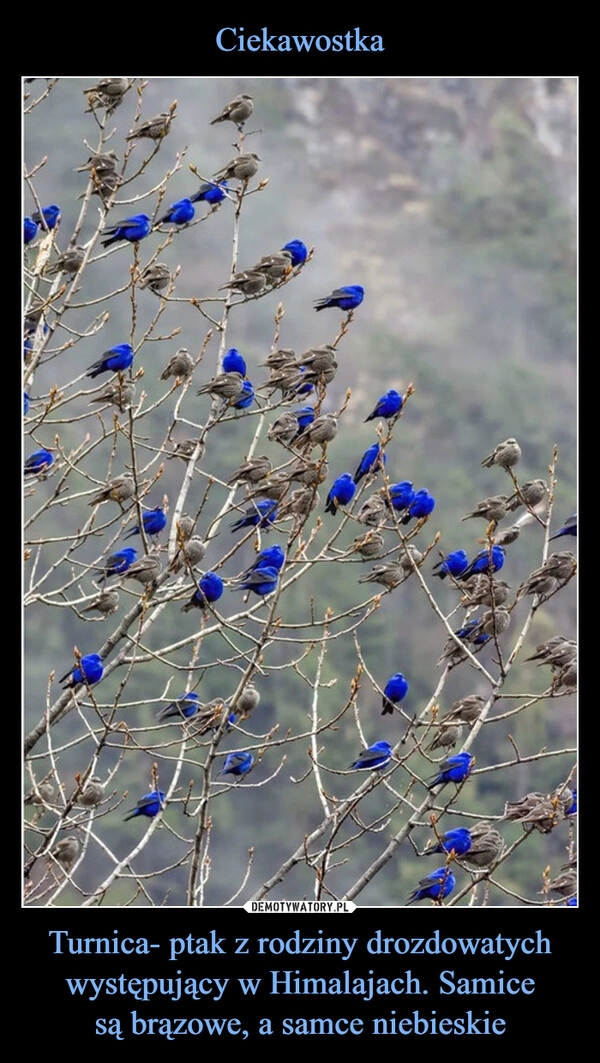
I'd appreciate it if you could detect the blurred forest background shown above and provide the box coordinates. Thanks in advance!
[23,77,577,906]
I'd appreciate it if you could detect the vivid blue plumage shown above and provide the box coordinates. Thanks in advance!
[381,672,409,715]
[86,343,134,379]
[349,740,393,771]
[60,652,104,688]
[101,213,151,247]
[364,389,403,422]
[123,789,165,821]
[314,285,364,312]
[427,751,474,790]
[407,867,456,904]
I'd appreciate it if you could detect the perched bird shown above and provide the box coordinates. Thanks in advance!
[381,672,409,716]
[461,494,508,524]
[425,826,472,858]
[245,471,289,503]
[407,867,456,905]
[460,822,503,869]
[86,343,134,378]
[88,475,135,507]
[281,239,308,267]
[94,546,137,584]
[234,565,280,597]
[230,499,278,533]
[481,438,522,470]
[553,659,577,693]
[489,524,521,547]
[233,683,261,719]
[249,250,292,285]
[213,153,260,182]
[349,740,393,771]
[220,751,255,778]
[123,552,161,588]
[437,621,488,669]
[358,562,404,591]
[222,348,247,376]
[87,167,122,201]
[384,480,415,514]
[314,285,364,312]
[75,776,104,808]
[81,589,120,617]
[506,479,549,512]
[157,691,201,722]
[545,870,577,898]
[190,181,228,205]
[549,514,577,540]
[228,456,273,486]
[432,549,469,580]
[48,836,79,872]
[181,571,224,612]
[60,652,104,689]
[196,371,245,401]
[24,216,38,243]
[354,443,386,485]
[168,536,206,574]
[472,607,511,639]
[126,112,173,141]
[100,213,151,247]
[125,506,167,540]
[291,345,337,377]
[401,488,436,525]
[516,567,558,601]
[76,149,119,175]
[239,544,285,582]
[88,379,135,411]
[189,698,231,736]
[502,786,574,833]
[155,197,195,227]
[365,389,403,422]
[457,545,505,581]
[161,348,194,380]
[139,262,172,294]
[123,789,166,821]
[24,781,55,807]
[440,694,485,726]
[280,486,320,524]
[83,77,129,113]
[268,411,303,446]
[427,751,474,790]
[524,636,576,666]
[220,270,267,297]
[538,551,577,581]
[356,493,387,526]
[349,530,386,560]
[31,204,61,231]
[211,93,254,128]
[399,544,424,573]
[325,473,356,515]
[24,392,30,415]
[24,448,54,477]
[44,245,85,276]
[427,723,463,753]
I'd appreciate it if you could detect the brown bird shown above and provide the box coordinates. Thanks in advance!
[210,93,254,128]
[213,152,260,182]
[126,110,174,141]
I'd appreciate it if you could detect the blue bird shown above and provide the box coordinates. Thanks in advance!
[386,481,415,513]
[222,348,247,375]
[231,380,254,409]
[325,473,356,515]
[407,867,456,905]
[24,448,54,477]
[125,507,167,539]
[24,216,38,243]
[458,545,505,581]
[156,197,195,226]
[190,180,228,205]
[365,389,403,422]
[157,691,200,722]
[220,751,254,778]
[86,343,134,378]
[240,545,285,581]
[401,488,436,524]
[282,239,308,267]
[549,514,577,540]
[566,789,577,815]
[24,392,30,416]
[234,565,279,597]
[292,406,316,439]
[314,285,364,312]
[426,827,472,858]
[181,571,224,612]
[60,652,104,689]
[95,546,137,585]
[231,499,278,533]
[454,619,491,647]
[354,443,386,485]
[101,213,151,247]
[427,751,475,791]
[381,672,409,716]
[123,789,166,821]
[566,897,577,906]
[349,740,393,771]
[31,204,61,231]
[432,549,469,580]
